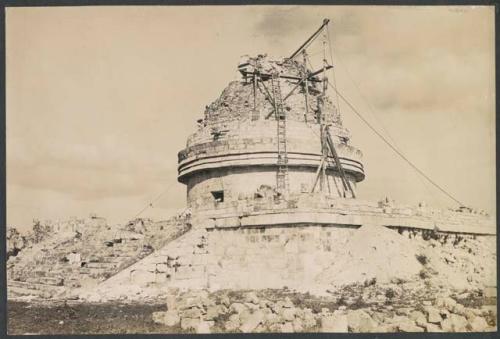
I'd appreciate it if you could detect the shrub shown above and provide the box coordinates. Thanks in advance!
[416,254,428,265]
[419,269,430,279]
[385,288,396,299]
[363,277,377,287]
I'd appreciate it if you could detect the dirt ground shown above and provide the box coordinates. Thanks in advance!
[7,301,182,335]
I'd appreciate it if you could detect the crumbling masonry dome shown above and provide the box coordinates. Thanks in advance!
[178,55,364,211]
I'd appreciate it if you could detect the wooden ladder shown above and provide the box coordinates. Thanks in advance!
[271,72,289,196]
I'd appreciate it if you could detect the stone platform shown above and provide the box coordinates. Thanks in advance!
[85,198,495,300]
[192,196,495,235]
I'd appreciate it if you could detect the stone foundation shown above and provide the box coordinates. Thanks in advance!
[89,218,495,300]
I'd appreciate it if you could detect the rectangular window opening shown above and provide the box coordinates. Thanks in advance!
[211,190,224,203]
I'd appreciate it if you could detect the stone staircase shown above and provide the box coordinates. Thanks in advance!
[8,217,191,299]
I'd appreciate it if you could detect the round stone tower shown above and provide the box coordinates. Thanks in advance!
[178,55,364,212]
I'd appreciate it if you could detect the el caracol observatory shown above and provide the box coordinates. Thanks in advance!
[178,19,363,213]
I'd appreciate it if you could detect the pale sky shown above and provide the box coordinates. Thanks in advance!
[6,6,495,232]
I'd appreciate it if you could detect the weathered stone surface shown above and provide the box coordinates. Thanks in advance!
[182,307,202,319]
[435,297,457,312]
[347,310,377,332]
[152,311,167,325]
[265,312,280,325]
[244,302,260,311]
[166,294,177,310]
[224,314,240,332]
[398,321,424,332]
[292,318,304,332]
[480,305,497,316]
[87,293,101,303]
[409,310,427,327]
[294,308,305,319]
[463,308,477,320]
[468,315,489,332]
[424,306,442,324]
[370,311,386,324]
[302,309,317,328]
[181,317,201,331]
[440,318,453,332]
[395,307,412,316]
[152,311,180,327]
[230,303,247,314]
[239,310,265,333]
[220,295,231,308]
[245,292,259,305]
[224,314,241,332]
[452,303,465,316]
[269,302,281,314]
[283,297,294,308]
[321,313,348,333]
[282,308,296,321]
[205,304,225,320]
[449,314,467,332]
[377,324,398,332]
[425,323,443,332]
[280,322,294,333]
[259,300,269,309]
[178,297,200,311]
[386,315,415,331]
[196,321,212,334]
[441,313,467,332]
[439,308,450,319]
[484,287,497,298]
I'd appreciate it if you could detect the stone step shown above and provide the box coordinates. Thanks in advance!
[110,254,133,260]
[100,256,124,263]
[86,262,117,269]
[8,280,34,288]
[8,280,65,293]
[39,276,64,286]
[64,279,81,288]
[26,276,64,287]
[114,245,140,251]
[89,271,110,279]
[8,285,48,298]
[46,269,70,277]
[88,267,109,274]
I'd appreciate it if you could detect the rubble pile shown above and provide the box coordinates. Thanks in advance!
[7,219,61,259]
[317,225,496,290]
[149,288,497,333]
[7,214,191,300]
[317,225,422,286]
[403,228,497,290]
[202,55,342,128]
[7,227,26,259]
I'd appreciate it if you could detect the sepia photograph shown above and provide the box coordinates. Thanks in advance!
[5,4,497,335]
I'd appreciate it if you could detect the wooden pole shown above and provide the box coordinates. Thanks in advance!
[253,73,257,111]
[252,73,259,121]
[311,157,325,193]
[289,19,330,60]
[319,28,329,192]
[302,50,309,123]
